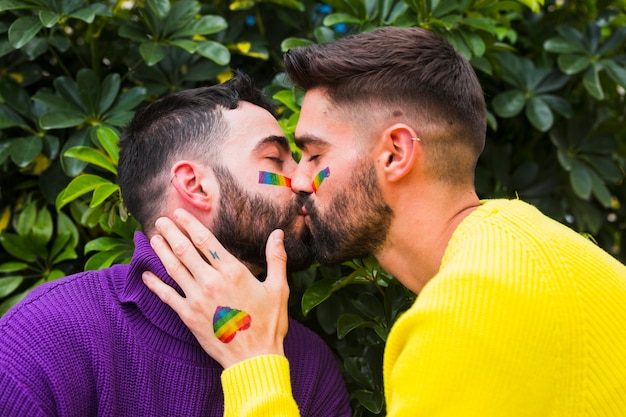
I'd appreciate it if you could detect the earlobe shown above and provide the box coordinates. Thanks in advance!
[170,161,213,210]
[380,124,420,182]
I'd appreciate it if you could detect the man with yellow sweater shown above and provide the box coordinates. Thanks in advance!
[143,27,626,416]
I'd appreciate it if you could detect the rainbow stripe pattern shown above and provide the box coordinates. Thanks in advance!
[312,167,330,192]
[213,306,252,343]
[258,171,291,187]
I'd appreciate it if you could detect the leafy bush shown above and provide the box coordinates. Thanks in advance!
[1,0,625,414]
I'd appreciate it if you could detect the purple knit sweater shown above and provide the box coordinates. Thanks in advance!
[0,232,351,417]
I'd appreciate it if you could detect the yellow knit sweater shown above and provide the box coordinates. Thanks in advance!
[385,199,626,416]
[222,199,626,416]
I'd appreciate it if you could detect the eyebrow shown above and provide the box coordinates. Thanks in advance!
[294,135,331,151]
[252,135,291,153]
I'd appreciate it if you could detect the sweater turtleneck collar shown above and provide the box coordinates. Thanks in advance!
[112,232,214,361]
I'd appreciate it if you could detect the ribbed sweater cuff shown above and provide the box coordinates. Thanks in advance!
[222,355,299,417]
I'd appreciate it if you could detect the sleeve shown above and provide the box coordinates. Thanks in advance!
[383,270,562,417]
[221,355,300,417]
[297,338,352,417]
[0,369,49,417]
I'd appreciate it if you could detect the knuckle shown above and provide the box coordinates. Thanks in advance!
[171,239,192,257]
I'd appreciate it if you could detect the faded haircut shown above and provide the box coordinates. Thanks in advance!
[284,27,487,185]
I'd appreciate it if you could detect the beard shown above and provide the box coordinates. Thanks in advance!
[211,165,313,272]
[305,159,393,265]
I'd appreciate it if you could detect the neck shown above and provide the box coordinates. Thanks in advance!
[376,183,480,294]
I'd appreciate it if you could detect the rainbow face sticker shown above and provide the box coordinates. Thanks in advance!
[258,171,291,187]
[213,306,252,343]
[312,167,330,192]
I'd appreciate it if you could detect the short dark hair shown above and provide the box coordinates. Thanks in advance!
[118,74,275,231]
[284,27,486,184]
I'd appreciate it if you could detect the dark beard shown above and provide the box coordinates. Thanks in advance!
[211,165,313,272]
[306,160,393,265]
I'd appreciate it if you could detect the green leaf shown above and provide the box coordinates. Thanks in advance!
[557,53,589,75]
[337,313,371,339]
[173,15,227,37]
[118,23,147,42]
[543,37,584,54]
[588,168,612,208]
[0,0,34,12]
[107,86,147,113]
[69,6,96,23]
[16,201,36,237]
[31,206,53,246]
[90,183,119,207]
[584,155,622,183]
[0,262,28,273]
[140,42,166,66]
[323,13,362,26]
[0,233,37,262]
[352,292,386,322]
[77,69,100,113]
[344,357,376,390]
[147,0,171,20]
[54,75,86,111]
[9,135,41,167]
[602,59,626,88]
[51,239,78,263]
[597,27,626,55]
[169,39,197,53]
[84,249,127,270]
[84,236,128,253]
[39,10,59,28]
[0,105,27,129]
[539,94,572,118]
[1,80,31,118]
[56,174,112,210]
[492,90,525,118]
[98,73,120,113]
[96,126,120,163]
[196,41,230,65]
[64,146,117,174]
[8,16,42,48]
[0,276,23,298]
[460,30,486,57]
[39,110,85,128]
[570,159,593,199]
[354,390,384,414]
[557,149,573,171]
[583,64,604,100]
[280,37,314,52]
[50,229,72,261]
[302,276,357,315]
[526,96,553,132]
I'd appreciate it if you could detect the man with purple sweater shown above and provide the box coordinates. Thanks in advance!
[0,75,351,417]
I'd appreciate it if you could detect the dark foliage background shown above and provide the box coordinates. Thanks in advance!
[1,0,625,414]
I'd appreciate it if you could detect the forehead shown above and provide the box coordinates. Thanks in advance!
[220,101,285,152]
[295,89,356,148]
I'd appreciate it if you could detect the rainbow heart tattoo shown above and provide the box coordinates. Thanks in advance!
[213,306,252,343]
[258,171,291,187]
[312,167,330,192]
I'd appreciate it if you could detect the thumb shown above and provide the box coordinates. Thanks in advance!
[265,229,288,290]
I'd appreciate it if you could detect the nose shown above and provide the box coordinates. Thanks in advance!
[290,163,314,195]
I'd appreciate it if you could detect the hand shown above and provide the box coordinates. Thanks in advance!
[142,208,290,369]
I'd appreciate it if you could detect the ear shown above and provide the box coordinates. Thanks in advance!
[170,161,214,211]
[378,124,420,182]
